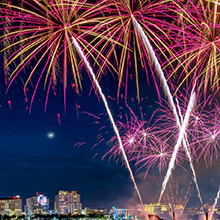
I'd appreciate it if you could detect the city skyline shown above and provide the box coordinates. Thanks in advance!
[1,1,220,218]
[0,192,220,220]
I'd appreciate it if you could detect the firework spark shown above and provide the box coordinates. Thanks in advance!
[175,97,203,209]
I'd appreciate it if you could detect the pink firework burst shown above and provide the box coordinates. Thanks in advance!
[166,0,220,98]
[106,100,187,175]
[161,90,220,166]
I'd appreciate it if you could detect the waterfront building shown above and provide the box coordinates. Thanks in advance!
[0,195,22,216]
[54,190,82,214]
[25,193,49,215]
[82,207,107,215]
[144,203,183,216]
[181,206,220,220]
[110,207,141,219]
[111,204,184,220]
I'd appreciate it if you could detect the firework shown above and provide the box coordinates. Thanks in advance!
[177,95,220,165]
[3,0,220,212]
[159,87,196,203]
[193,111,220,165]
[95,0,174,100]
[175,95,203,208]
[166,177,193,218]
[72,35,144,205]
[156,92,212,206]
[210,186,220,220]
[107,101,186,176]
[0,0,109,111]
[132,15,202,206]
[167,0,220,97]
[156,90,220,165]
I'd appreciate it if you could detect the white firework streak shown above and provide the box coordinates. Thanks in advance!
[176,98,203,209]
[210,186,220,220]
[71,36,144,205]
[132,16,202,206]
[159,90,196,203]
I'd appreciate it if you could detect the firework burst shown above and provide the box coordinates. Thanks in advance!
[167,0,220,97]
[94,0,175,100]
[158,90,220,166]
[106,101,187,176]
[0,0,110,111]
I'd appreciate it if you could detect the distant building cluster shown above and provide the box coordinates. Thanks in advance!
[0,190,106,217]
[1,192,220,220]
[110,208,141,219]
[110,204,220,220]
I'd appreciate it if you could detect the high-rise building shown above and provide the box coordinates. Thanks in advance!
[25,193,49,215]
[55,190,82,214]
[0,195,22,216]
